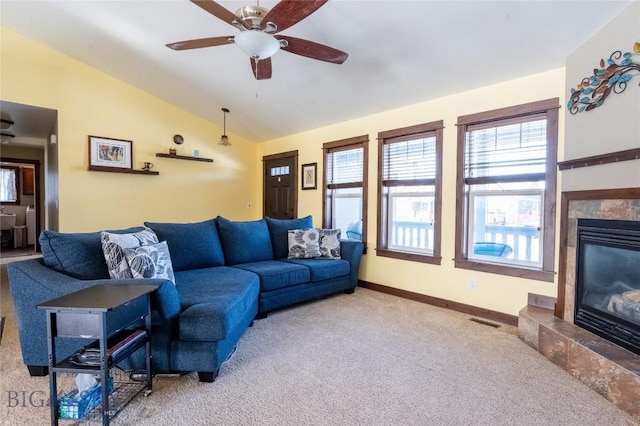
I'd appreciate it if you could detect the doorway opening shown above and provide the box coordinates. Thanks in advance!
[0,100,58,260]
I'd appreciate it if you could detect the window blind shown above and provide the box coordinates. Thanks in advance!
[383,136,436,184]
[326,147,363,186]
[465,117,547,181]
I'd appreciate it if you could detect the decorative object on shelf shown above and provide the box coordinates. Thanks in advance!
[568,42,640,115]
[301,162,317,190]
[88,135,132,170]
[219,108,231,146]
[142,162,154,172]
[193,149,200,157]
[173,134,184,145]
[169,147,177,155]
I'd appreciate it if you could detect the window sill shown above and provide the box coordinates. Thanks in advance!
[376,248,442,265]
[454,258,555,282]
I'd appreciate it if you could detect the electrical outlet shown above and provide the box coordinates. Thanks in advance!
[468,278,477,290]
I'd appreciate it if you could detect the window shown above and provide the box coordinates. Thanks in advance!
[322,135,369,245]
[454,98,559,281]
[377,121,443,264]
[0,166,20,204]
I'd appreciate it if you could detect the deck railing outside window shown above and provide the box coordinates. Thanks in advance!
[391,220,539,261]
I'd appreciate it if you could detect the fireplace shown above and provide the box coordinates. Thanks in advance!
[574,218,640,356]
[518,190,640,421]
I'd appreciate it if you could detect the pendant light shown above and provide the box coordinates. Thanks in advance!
[219,108,231,146]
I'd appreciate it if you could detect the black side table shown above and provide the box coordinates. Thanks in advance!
[38,284,157,425]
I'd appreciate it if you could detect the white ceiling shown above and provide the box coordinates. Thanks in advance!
[0,0,634,143]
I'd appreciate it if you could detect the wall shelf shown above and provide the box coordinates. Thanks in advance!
[156,153,213,163]
[88,166,159,175]
[557,147,640,171]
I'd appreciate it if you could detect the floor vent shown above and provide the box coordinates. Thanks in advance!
[469,317,501,328]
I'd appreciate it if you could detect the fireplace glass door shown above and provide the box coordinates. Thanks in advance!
[575,219,640,355]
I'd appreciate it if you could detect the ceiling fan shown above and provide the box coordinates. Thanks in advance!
[166,0,348,80]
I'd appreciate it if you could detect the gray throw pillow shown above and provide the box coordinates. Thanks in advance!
[287,228,321,259]
[318,228,341,259]
[123,241,175,285]
[101,228,159,279]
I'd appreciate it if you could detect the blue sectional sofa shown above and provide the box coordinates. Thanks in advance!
[7,216,364,382]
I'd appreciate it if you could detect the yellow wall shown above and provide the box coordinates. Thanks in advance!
[1,27,260,231]
[2,25,567,316]
[258,68,566,316]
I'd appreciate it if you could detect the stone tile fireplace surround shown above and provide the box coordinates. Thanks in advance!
[518,188,640,421]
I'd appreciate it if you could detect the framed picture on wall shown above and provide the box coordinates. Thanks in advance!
[88,135,133,170]
[301,162,317,190]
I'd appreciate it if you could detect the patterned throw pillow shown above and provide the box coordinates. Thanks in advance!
[122,241,175,284]
[318,228,341,259]
[101,228,159,279]
[287,228,321,259]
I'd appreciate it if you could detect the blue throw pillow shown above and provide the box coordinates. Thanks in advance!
[39,227,145,280]
[144,219,225,272]
[265,215,313,259]
[216,216,274,265]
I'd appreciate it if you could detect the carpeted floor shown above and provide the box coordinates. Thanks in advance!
[1,261,638,426]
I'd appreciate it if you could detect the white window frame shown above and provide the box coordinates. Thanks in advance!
[387,188,435,255]
[467,188,544,268]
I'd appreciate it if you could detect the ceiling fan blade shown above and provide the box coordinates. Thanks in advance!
[278,36,348,64]
[166,36,233,51]
[261,0,327,33]
[251,58,272,80]
[190,0,244,29]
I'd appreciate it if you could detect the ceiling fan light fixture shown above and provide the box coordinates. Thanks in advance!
[0,131,15,144]
[0,119,15,130]
[218,108,231,146]
[234,30,280,60]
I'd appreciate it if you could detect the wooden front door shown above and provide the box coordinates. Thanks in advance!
[263,151,298,219]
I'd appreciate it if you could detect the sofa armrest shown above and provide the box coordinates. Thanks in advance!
[8,258,180,320]
[339,239,364,287]
[7,258,180,367]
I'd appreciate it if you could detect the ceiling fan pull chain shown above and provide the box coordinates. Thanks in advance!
[254,58,260,99]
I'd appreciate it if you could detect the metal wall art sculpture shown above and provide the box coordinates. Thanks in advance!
[568,42,640,114]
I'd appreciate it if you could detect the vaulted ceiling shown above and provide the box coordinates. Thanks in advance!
[0,1,634,142]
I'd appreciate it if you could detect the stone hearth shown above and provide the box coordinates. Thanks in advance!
[518,190,640,421]
[519,305,640,421]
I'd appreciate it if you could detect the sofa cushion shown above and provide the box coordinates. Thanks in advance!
[123,241,176,284]
[216,216,274,265]
[39,227,145,280]
[284,258,351,282]
[101,227,159,279]
[319,228,342,259]
[265,215,313,259]
[287,228,320,259]
[144,219,224,272]
[233,260,310,291]
[174,267,260,341]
